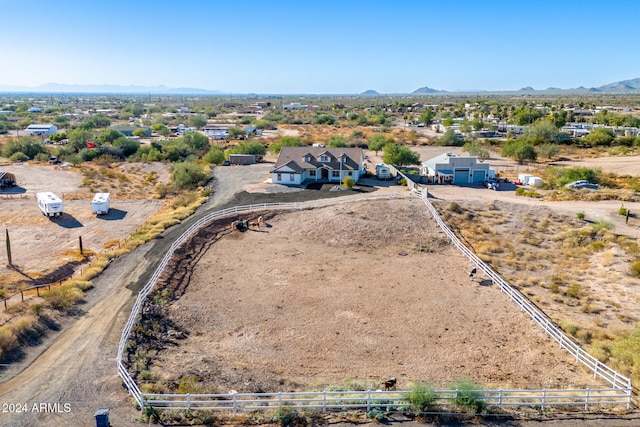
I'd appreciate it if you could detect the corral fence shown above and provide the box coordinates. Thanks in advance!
[143,387,627,413]
[116,185,633,413]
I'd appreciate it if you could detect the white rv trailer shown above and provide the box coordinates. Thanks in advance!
[91,192,111,215]
[36,192,64,217]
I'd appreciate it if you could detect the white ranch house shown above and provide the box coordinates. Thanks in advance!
[420,152,491,184]
[271,147,364,186]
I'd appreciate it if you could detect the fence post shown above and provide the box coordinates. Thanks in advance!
[323,391,327,413]
[367,390,371,412]
[498,390,503,408]
[187,393,191,410]
[233,392,237,415]
[541,389,546,410]
[584,388,590,411]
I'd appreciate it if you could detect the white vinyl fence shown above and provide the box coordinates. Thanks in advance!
[143,387,627,413]
[116,188,632,413]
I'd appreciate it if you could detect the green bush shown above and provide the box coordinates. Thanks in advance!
[171,161,207,190]
[576,212,585,220]
[619,206,629,216]
[342,176,355,188]
[403,381,437,413]
[273,404,301,427]
[515,187,525,196]
[451,378,486,413]
[9,152,29,162]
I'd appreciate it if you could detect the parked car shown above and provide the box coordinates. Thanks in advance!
[566,180,599,189]
[48,156,60,164]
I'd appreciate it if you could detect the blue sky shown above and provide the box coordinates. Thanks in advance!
[0,0,638,93]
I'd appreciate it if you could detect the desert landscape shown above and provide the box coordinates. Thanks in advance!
[132,197,601,396]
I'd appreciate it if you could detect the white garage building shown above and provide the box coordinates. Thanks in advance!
[420,152,491,184]
[26,124,58,136]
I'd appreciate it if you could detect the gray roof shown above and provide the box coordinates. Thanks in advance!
[272,146,363,173]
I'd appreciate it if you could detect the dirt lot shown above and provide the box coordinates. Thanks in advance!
[143,198,599,395]
[0,162,165,292]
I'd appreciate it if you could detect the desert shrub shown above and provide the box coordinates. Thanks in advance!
[565,283,584,299]
[630,260,640,277]
[171,161,207,190]
[515,187,525,196]
[273,404,301,427]
[619,206,629,216]
[43,284,84,311]
[397,178,407,186]
[342,176,355,188]
[450,378,486,413]
[403,381,438,413]
[0,327,18,359]
[591,220,613,233]
[448,202,462,213]
[576,212,585,220]
[10,152,29,162]
[367,408,385,421]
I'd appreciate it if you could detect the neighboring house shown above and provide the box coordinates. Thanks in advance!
[28,107,42,113]
[26,124,57,135]
[111,126,151,137]
[271,147,364,186]
[168,124,195,136]
[202,125,229,140]
[245,126,262,136]
[282,102,308,110]
[420,152,490,184]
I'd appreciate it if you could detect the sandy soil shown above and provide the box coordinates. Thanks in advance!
[0,162,166,301]
[147,198,599,395]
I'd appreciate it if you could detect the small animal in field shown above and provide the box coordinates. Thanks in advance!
[382,377,397,391]
[248,216,264,229]
[469,267,477,278]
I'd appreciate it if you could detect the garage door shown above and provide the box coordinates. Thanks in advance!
[453,169,469,184]
[472,170,486,183]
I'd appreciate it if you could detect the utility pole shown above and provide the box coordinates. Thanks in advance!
[6,229,12,266]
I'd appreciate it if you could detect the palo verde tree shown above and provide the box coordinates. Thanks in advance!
[437,129,462,146]
[326,135,348,147]
[502,139,537,164]
[171,161,207,190]
[269,136,304,155]
[382,143,420,166]
[462,140,490,161]
[367,133,394,154]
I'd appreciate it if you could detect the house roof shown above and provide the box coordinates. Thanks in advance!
[26,124,55,129]
[272,146,363,174]
[422,152,483,170]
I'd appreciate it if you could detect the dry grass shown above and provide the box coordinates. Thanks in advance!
[432,198,640,366]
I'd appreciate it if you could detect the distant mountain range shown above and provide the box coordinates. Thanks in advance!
[2,78,640,95]
[0,83,223,94]
[409,78,640,95]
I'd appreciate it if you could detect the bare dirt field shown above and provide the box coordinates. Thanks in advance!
[144,198,599,395]
[0,162,166,293]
